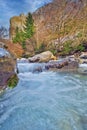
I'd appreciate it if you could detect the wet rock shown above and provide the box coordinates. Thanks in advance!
[28,51,56,63]
[17,58,29,63]
[0,72,16,90]
[78,52,87,63]
[0,48,18,91]
[45,59,78,72]
[33,66,42,73]
[78,64,87,74]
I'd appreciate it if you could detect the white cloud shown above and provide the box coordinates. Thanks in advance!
[24,0,52,12]
[0,0,52,27]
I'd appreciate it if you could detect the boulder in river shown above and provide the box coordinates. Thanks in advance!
[28,51,56,63]
[45,59,78,72]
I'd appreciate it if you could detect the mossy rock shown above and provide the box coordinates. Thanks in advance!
[7,74,19,88]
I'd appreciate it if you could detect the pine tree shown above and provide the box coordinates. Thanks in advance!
[13,12,34,45]
[25,12,34,38]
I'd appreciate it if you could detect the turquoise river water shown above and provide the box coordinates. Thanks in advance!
[0,62,87,130]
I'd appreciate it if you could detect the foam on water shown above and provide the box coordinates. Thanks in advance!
[0,62,87,130]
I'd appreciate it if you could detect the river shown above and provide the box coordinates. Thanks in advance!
[0,62,87,130]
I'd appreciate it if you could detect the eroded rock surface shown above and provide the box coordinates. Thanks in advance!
[0,48,18,90]
[45,59,78,72]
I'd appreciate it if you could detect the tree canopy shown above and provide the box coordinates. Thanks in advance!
[13,12,34,45]
[25,12,34,38]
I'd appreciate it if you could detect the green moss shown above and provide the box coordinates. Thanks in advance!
[7,74,19,88]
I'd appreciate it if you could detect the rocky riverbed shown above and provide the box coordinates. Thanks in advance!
[17,51,79,73]
[1,49,87,91]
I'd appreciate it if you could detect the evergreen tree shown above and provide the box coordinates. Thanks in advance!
[25,12,34,38]
[13,12,34,46]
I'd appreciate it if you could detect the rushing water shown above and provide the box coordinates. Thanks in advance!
[0,62,87,130]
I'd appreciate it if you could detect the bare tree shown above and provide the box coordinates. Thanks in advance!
[0,26,8,39]
[51,0,82,48]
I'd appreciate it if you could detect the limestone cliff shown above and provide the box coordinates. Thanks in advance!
[10,14,26,40]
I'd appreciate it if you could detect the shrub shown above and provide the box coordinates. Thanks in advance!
[51,49,57,55]
[22,42,26,49]
[61,40,73,55]
[35,43,46,53]
[77,32,82,38]
[75,44,85,52]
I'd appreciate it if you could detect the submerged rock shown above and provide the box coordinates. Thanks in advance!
[17,58,29,63]
[78,64,87,74]
[28,51,56,63]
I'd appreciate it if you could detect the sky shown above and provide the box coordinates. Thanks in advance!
[0,0,52,28]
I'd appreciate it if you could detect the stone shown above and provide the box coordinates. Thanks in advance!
[17,58,29,63]
[0,48,18,91]
[78,52,87,63]
[28,51,56,63]
[33,66,42,73]
[45,59,78,72]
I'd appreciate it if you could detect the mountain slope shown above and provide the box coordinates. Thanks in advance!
[33,0,87,48]
[10,0,87,56]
